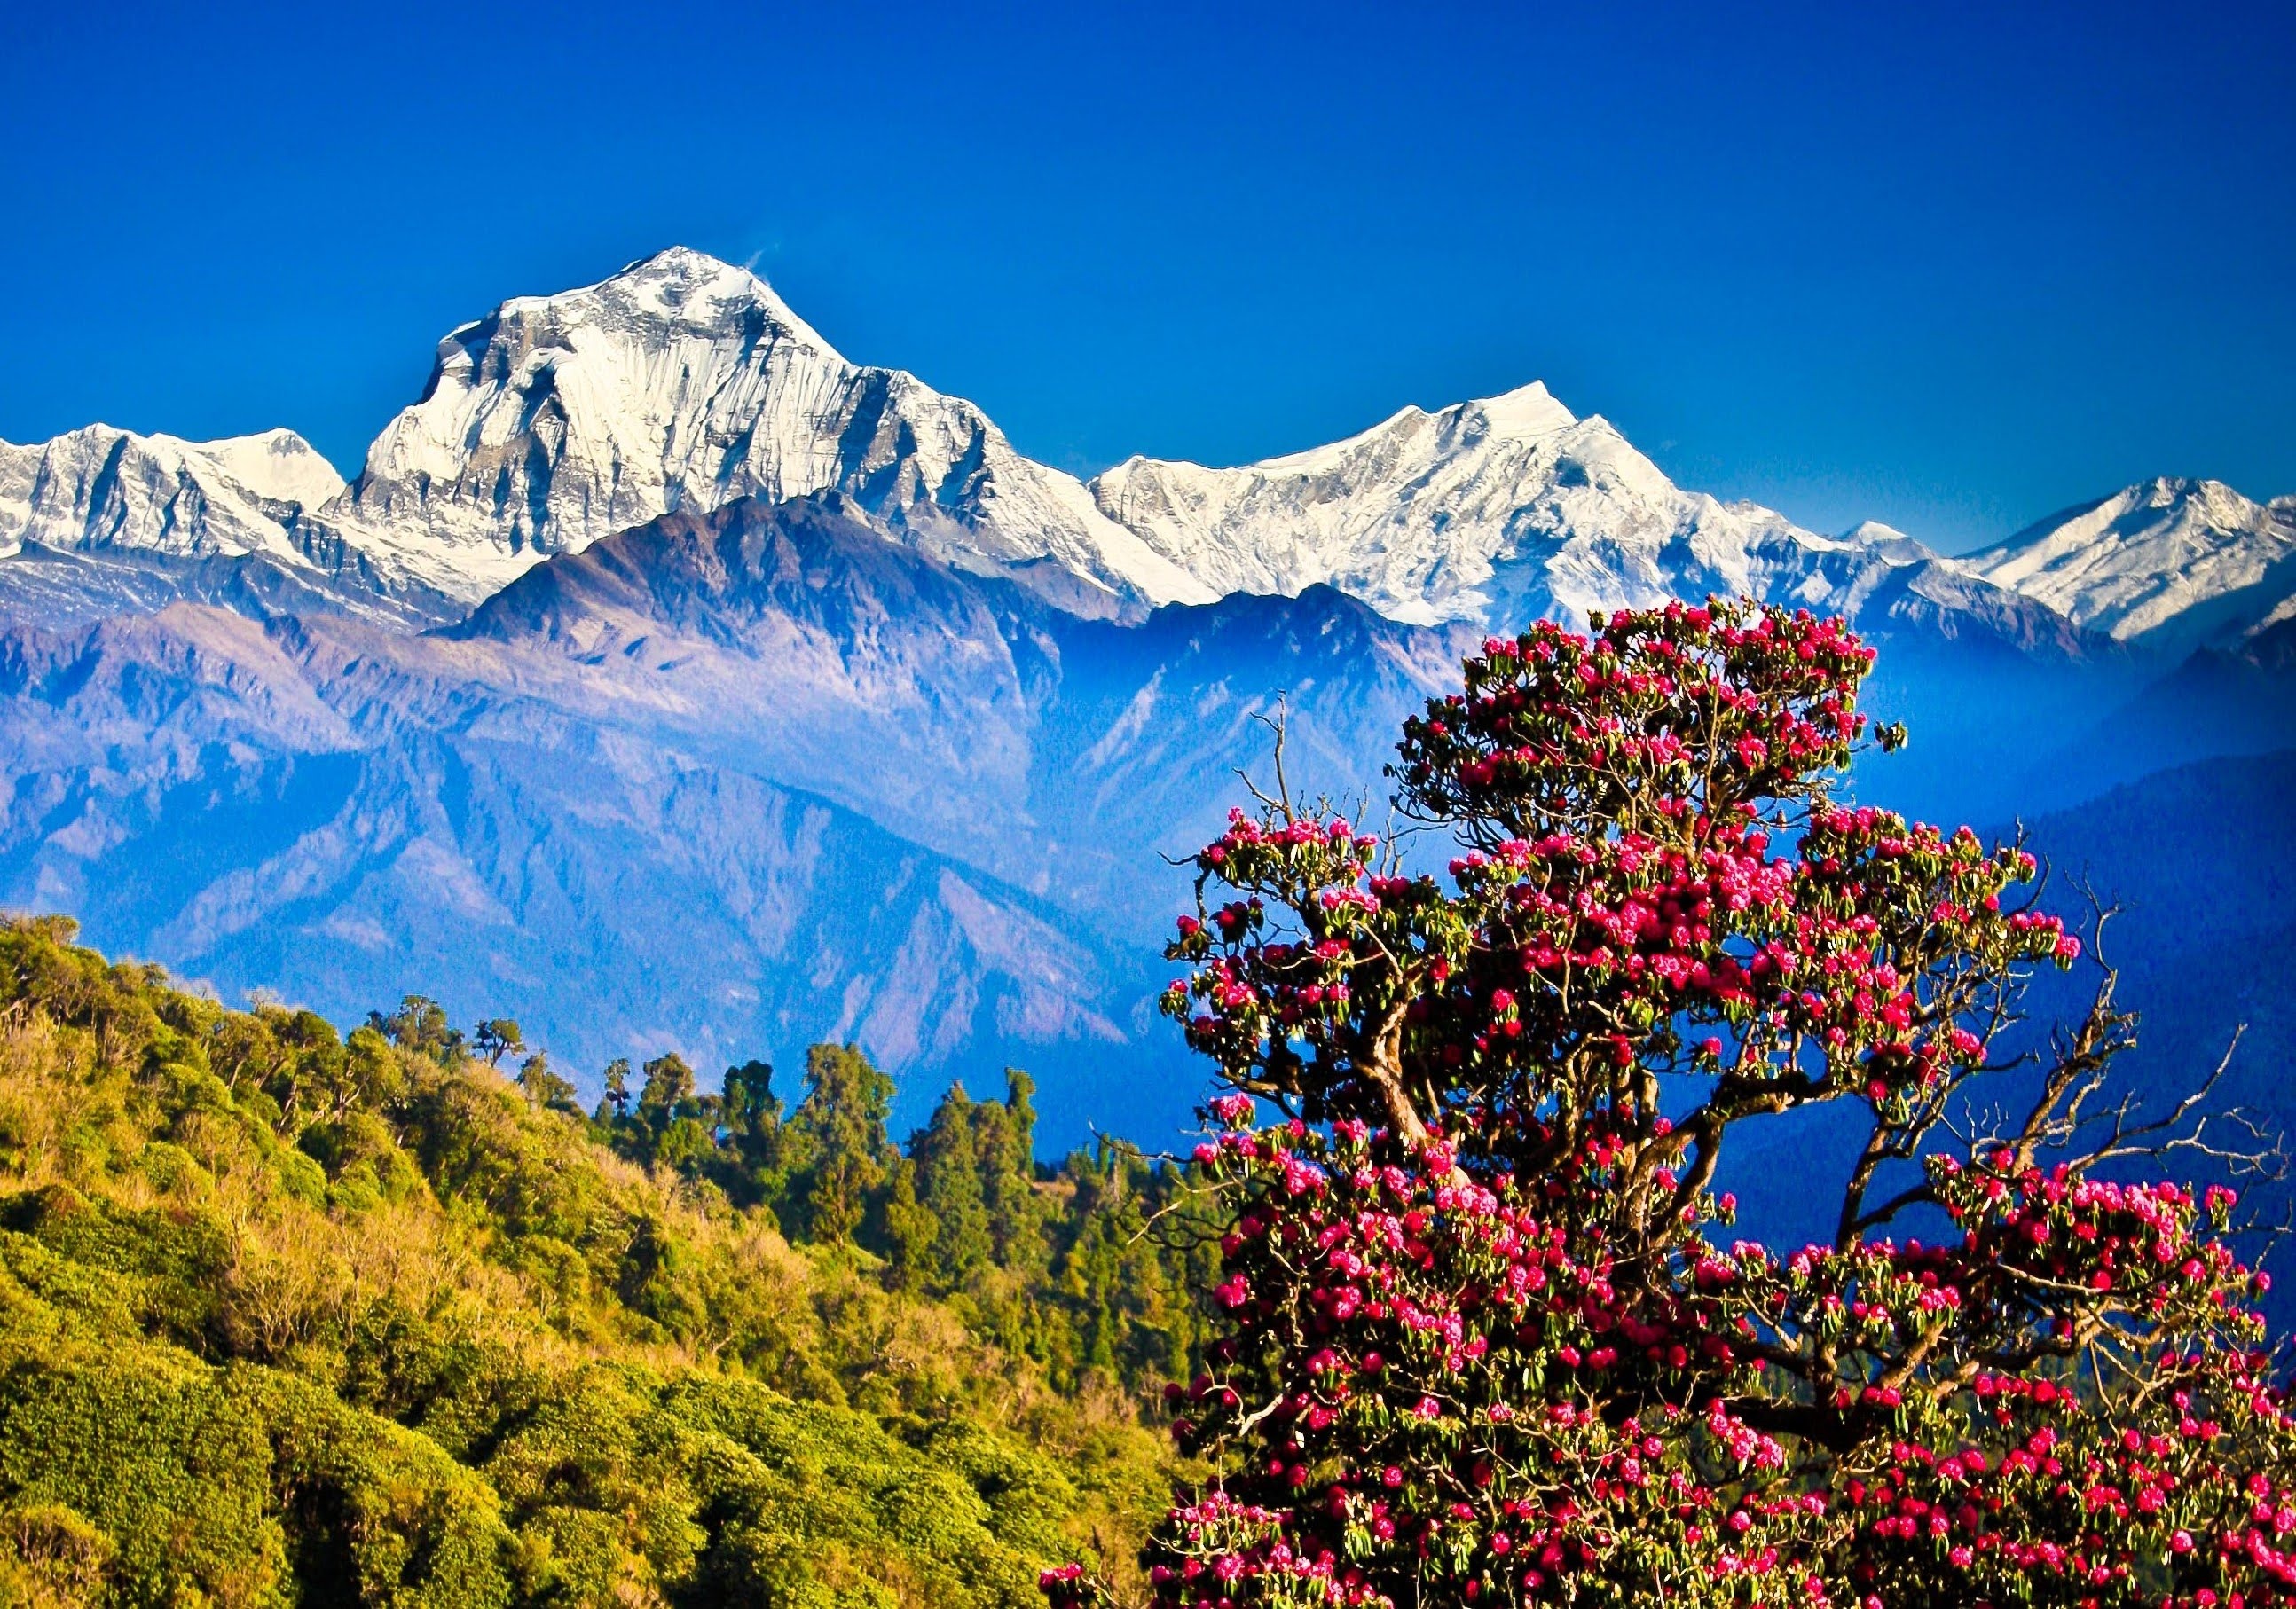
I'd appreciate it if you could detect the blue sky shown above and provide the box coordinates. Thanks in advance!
[2,0,2289,552]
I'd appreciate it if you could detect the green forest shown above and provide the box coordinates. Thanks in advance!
[0,914,1215,1608]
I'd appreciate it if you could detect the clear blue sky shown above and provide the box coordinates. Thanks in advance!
[3,0,2289,552]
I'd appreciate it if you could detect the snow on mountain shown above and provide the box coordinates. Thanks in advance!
[13,249,2260,668]
[0,424,343,564]
[1965,477,2296,652]
[1088,382,1974,632]
[327,246,1217,614]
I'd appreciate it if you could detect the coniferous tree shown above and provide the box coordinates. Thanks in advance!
[915,1084,994,1287]
[878,1156,943,1292]
[979,1070,1049,1275]
[787,1043,895,1244]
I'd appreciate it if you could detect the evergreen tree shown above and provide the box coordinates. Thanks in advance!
[877,1156,942,1293]
[913,1083,993,1287]
[978,1070,1047,1275]
[787,1043,895,1244]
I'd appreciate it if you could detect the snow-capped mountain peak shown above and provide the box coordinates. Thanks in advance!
[1089,380,1882,629]
[1246,380,1580,480]
[1965,476,2296,650]
[0,422,343,561]
[1466,378,1582,441]
[326,247,1216,613]
[12,248,2284,660]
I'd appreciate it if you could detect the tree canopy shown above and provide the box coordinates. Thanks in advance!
[0,922,1204,1605]
[1048,600,2292,1609]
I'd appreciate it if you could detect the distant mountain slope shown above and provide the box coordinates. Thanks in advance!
[2040,606,2296,789]
[0,540,450,630]
[2016,750,2296,1325]
[1966,477,2296,653]
[0,498,1476,1137]
[0,592,1159,1140]
[1717,748,2296,1319]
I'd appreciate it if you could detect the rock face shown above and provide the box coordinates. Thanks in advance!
[327,247,1217,614]
[1965,478,2296,652]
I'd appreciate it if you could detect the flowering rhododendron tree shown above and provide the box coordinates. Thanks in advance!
[1043,599,2292,1609]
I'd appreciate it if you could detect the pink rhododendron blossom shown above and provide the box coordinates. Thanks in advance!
[1043,601,2286,1609]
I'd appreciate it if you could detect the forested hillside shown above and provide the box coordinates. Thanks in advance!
[0,916,1211,1607]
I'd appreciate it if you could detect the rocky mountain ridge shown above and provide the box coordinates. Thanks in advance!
[0,494,1480,1136]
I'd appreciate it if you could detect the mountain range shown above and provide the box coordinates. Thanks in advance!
[1,246,2288,1142]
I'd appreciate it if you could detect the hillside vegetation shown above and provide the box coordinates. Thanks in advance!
[0,916,1207,1608]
